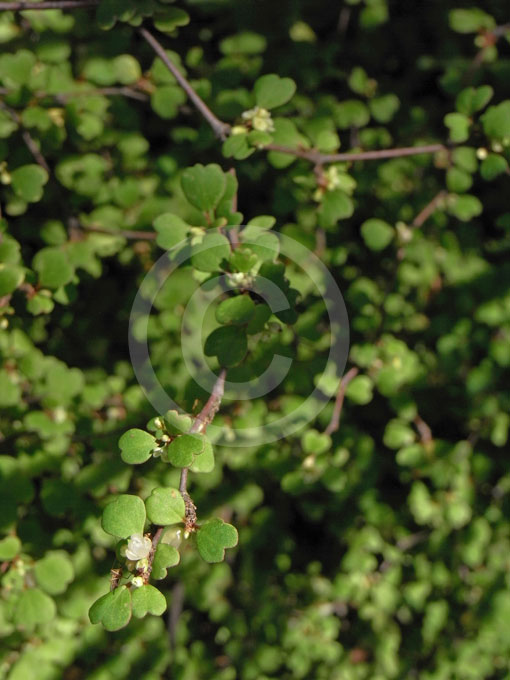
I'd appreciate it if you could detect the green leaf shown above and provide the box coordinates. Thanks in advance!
[301,429,331,455]
[163,434,206,467]
[448,194,483,221]
[204,325,248,367]
[456,86,493,115]
[318,190,354,228]
[153,8,190,33]
[452,147,477,173]
[0,264,24,296]
[89,586,132,631]
[153,213,189,249]
[369,94,400,123]
[0,535,21,560]
[250,232,280,261]
[361,218,394,251]
[14,588,56,629]
[334,100,370,129]
[151,84,186,119]
[0,49,35,87]
[163,410,193,435]
[189,438,215,473]
[145,487,185,525]
[113,54,141,84]
[101,494,146,538]
[480,154,508,180]
[151,542,180,580]
[345,375,374,404]
[181,164,227,213]
[119,428,156,465]
[131,584,167,618]
[446,167,473,193]
[222,133,255,160]
[34,551,74,595]
[216,295,255,325]
[230,245,259,272]
[449,8,495,33]
[444,113,471,143]
[11,164,48,203]
[246,304,272,334]
[481,101,510,141]
[32,247,74,289]
[220,31,267,55]
[384,419,415,449]
[196,518,238,563]
[191,232,231,272]
[254,74,296,109]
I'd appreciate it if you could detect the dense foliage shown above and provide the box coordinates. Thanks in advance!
[1,1,510,678]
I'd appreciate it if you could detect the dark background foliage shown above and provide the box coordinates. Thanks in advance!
[1,0,510,678]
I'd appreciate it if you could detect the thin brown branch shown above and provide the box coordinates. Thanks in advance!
[265,142,446,165]
[0,0,98,8]
[412,190,447,228]
[139,27,230,141]
[56,86,149,103]
[189,368,227,435]
[144,526,164,584]
[226,168,240,248]
[0,86,148,102]
[414,415,433,445]
[80,223,157,240]
[0,101,49,172]
[179,369,227,495]
[324,367,359,436]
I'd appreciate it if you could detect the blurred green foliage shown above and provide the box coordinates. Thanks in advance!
[1,0,510,678]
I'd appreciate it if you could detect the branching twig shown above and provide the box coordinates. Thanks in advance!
[264,142,446,165]
[0,101,49,172]
[139,27,231,141]
[179,369,227,495]
[412,190,447,228]
[324,367,359,436]
[0,0,98,9]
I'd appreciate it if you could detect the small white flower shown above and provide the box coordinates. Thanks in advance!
[241,106,275,133]
[125,533,152,561]
[131,576,144,588]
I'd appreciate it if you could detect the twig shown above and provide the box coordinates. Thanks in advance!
[324,367,359,436]
[136,36,444,167]
[264,142,446,165]
[0,86,148,102]
[79,223,157,240]
[56,86,149,103]
[144,526,163,584]
[414,415,433,444]
[412,190,447,228]
[178,369,227,495]
[139,27,230,141]
[0,101,49,172]
[0,0,98,8]
[226,168,239,248]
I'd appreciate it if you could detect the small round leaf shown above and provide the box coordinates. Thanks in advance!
[119,428,156,465]
[145,487,185,525]
[102,494,146,538]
